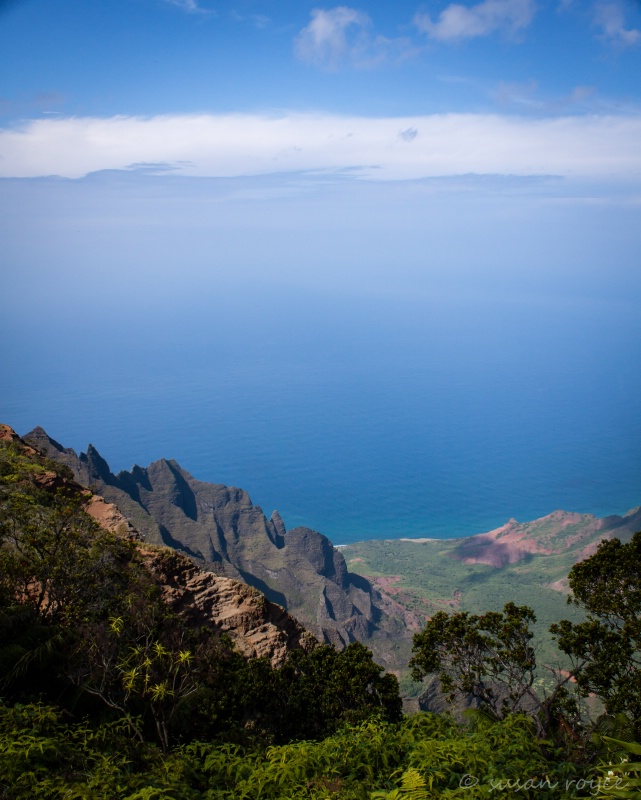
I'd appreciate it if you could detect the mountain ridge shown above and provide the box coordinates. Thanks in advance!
[23,425,640,683]
[0,423,318,669]
[445,506,641,568]
[25,426,407,662]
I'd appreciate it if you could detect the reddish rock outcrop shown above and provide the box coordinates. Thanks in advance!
[2,423,318,669]
[84,493,141,540]
[451,508,641,568]
[139,546,318,667]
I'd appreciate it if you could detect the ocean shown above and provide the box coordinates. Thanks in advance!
[3,281,640,545]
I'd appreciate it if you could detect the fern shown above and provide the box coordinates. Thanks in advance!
[371,767,430,799]
[597,738,641,800]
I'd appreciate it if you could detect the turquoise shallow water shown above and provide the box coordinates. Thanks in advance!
[3,286,641,544]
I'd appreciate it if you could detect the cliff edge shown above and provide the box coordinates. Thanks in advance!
[25,426,406,661]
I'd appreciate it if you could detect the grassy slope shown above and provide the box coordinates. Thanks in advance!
[343,536,590,697]
[345,506,640,658]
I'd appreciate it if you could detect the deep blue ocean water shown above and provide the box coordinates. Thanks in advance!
[3,284,641,545]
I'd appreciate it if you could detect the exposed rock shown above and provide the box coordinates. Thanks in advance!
[417,675,482,721]
[417,675,538,723]
[0,423,24,445]
[139,545,318,667]
[84,493,141,540]
[450,508,641,568]
[25,426,406,657]
[1,423,40,461]
[3,424,318,669]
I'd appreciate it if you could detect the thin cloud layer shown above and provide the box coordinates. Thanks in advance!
[294,7,415,68]
[295,7,371,68]
[165,0,212,13]
[593,1,641,46]
[414,0,536,41]
[2,112,641,181]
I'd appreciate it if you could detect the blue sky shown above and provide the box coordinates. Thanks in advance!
[2,1,641,118]
[2,0,641,171]
[2,0,640,304]
[1,0,641,536]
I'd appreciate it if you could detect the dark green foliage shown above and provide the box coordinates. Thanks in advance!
[241,642,402,743]
[0,431,402,756]
[551,532,641,738]
[67,590,241,751]
[0,603,69,700]
[0,439,135,624]
[0,703,586,799]
[0,700,202,799]
[409,602,579,738]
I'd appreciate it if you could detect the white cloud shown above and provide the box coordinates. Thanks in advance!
[294,7,416,68]
[1,112,641,182]
[295,7,371,68]
[593,1,641,46]
[414,0,536,41]
[165,0,213,15]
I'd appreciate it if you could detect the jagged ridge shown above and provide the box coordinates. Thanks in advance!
[1,423,319,668]
[25,426,406,658]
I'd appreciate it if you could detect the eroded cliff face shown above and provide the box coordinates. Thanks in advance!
[449,508,641,568]
[26,427,405,656]
[3,424,319,669]
[139,545,318,667]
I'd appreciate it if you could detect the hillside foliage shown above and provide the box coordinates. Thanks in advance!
[0,701,587,799]
[1,429,640,796]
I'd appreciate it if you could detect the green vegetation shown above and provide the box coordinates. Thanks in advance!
[2,429,640,797]
[343,526,641,795]
[597,738,641,800]
[409,602,583,741]
[0,702,583,799]
[343,537,589,670]
[407,534,641,773]
[551,533,641,739]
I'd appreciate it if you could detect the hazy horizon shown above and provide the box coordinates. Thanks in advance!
[2,0,641,542]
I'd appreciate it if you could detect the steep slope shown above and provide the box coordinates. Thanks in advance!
[1,424,317,669]
[449,508,641,568]
[139,545,317,667]
[25,427,406,658]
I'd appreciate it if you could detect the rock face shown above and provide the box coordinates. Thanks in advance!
[1,423,32,447]
[417,675,538,722]
[2,424,318,669]
[450,508,641,568]
[84,493,141,539]
[26,427,405,656]
[140,546,318,667]
[417,675,482,721]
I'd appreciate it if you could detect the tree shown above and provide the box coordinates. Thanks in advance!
[409,602,579,738]
[550,531,641,738]
[243,642,403,743]
[1,432,404,751]
[0,438,133,624]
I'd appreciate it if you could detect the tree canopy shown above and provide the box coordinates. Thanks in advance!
[551,531,641,738]
[0,431,402,752]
